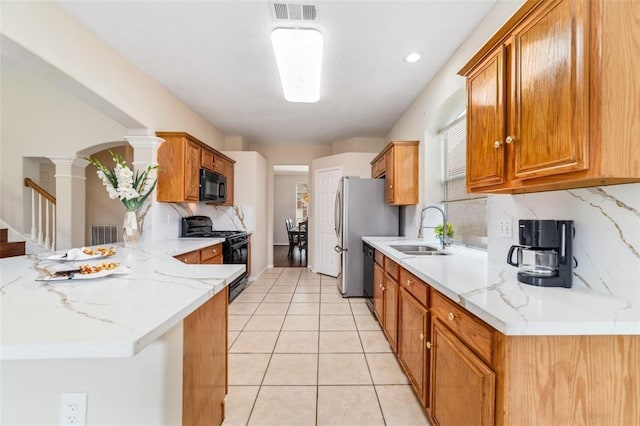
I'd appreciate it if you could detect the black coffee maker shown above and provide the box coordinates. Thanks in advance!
[507,219,574,288]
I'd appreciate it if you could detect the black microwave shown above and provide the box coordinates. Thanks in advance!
[199,169,226,203]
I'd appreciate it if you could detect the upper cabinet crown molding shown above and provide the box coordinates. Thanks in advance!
[371,141,419,205]
[459,0,640,194]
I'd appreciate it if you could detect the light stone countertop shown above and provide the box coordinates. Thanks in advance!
[363,237,640,336]
[0,238,244,360]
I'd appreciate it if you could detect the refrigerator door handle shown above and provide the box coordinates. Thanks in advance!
[334,245,346,253]
[334,183,342,238]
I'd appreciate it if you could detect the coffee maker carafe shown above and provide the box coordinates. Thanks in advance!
[507,219,574,288]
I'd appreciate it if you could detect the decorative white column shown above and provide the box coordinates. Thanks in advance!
[124,131,164,242]
[48,157,90,250]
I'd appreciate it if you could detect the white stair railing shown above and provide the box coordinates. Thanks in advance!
[24,178,56,251]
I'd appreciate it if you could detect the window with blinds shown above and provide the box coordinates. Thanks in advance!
[440,111,487,249]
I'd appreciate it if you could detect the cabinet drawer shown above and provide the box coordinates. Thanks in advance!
[399,268,428,307]
[374,251,384,267]
[385,258,400,281]
[431,290,494,363]
[201,255,223,264]
[200,243,223,262]
[174,250,200,265]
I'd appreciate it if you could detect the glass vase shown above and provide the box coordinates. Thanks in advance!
[123,211,141,246]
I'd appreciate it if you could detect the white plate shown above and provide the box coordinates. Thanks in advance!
[46,247,116,262]
[37,265,131,282]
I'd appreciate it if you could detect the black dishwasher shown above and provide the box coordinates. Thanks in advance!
[363,242,375,313]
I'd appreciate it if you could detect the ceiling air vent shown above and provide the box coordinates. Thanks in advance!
[271,2,317,22]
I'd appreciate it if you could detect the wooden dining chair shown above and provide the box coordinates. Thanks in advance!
[285,219,297,257]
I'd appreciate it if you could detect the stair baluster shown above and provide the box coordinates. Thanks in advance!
[24,178,56,251]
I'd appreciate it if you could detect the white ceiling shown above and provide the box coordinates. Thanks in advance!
[56,1,496,145]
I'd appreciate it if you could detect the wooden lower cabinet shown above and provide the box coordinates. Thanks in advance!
[398,287,429,406]
[373,263,384,323]
[183,286,228,426]
[430,319,495,426]
[383,273,399,352]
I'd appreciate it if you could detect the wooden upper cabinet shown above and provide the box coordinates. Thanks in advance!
[156,132,201,202]
[371,141,419,205]
[222,160,234,206]
[156,132,236,204]
[459,0,640,194]
[466,46,506,189]
[511,0,588,180]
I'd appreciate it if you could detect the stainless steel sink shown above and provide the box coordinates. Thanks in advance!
[390,244,451,256]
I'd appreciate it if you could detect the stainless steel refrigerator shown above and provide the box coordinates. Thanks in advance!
[334,177,400,296]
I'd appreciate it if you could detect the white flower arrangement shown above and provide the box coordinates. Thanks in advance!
[87,151,159,212]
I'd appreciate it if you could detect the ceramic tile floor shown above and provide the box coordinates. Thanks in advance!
[223,268,431,426]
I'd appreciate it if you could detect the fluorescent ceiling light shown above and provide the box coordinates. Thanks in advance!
[404,52,422,63]
[271,28,323,103]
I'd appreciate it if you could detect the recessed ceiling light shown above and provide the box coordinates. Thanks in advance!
[404,52,422,63]
[271,28,323,103]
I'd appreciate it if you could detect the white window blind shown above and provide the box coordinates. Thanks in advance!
[439,110,488,249]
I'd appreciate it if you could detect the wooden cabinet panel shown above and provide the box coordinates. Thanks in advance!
[512,0,588,179]
[431,290,494,364]
[201,149,214,170]
[399,268,428,307]
[183,286,228,426]
[223,160,234,206]
[213,155,225,174]
[430,319,495,426]
[200,243,223,263]
[383,274,399,353]
[384,151,394,204]
[398,288,428,406]
[466,46,506,189]
[201,256,223,265]
[371,141,419,205]
[184,140,201,202]
[384,257,399,281]
[374,250,384,267]
[373,263,384,324]
[174,250,200,265]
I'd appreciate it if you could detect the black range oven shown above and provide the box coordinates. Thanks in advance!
[181,216,248,301]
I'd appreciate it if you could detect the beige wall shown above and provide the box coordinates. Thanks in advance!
[331,137,386,155]
[385,0,525,237]
[1,1,224,149]
[225,136,249,151]
[0,57,129,234]
[248,143,331,267]
[273,173,308,246]
[85,146,134,245]
[224,151,268,278]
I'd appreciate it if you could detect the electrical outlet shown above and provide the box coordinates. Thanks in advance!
[59,393,87,426]
[499,218,512,238]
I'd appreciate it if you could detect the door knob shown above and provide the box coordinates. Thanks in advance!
[494,140,502,149]
[426,341,432,349]
[506,136,515,144]
[419,333,424,340]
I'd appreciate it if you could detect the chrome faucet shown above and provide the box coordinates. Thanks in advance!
[417,205,447,249]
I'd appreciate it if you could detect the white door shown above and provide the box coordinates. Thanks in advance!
[314,167,342,277]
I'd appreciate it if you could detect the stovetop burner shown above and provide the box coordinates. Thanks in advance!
[181,216,246,239]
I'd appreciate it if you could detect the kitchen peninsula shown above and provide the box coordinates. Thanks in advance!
[0,238,243,425]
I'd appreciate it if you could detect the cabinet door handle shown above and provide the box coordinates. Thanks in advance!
[419,333,424,340]
[183,258,188,263]
[494,140,502,149]
[389,185,393,189]
[426,341,432,349]
[406,280,413,286]
[447,312,456,321]
[506,136,515,144]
